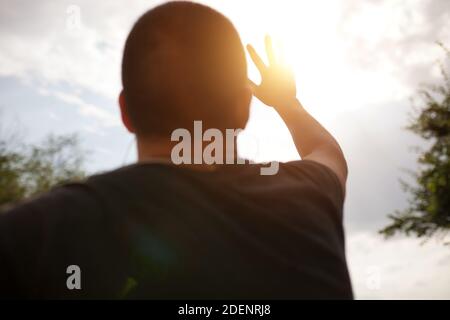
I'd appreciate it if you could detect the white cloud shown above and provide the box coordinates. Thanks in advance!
[0,0,155,99]
[54,91,118,126]
[37,86,119,126]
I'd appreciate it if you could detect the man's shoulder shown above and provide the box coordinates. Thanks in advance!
[0,163,162,222]
[280,160,345,198]
[0,181,97,224]
[0,165,136,223]
[85,163,171,187]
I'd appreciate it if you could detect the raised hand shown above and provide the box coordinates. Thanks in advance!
[247,35,297,108]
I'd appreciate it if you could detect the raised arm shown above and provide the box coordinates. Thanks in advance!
[247,36,348,190]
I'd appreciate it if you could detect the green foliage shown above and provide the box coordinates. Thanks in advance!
[0,133,86,210]
[380,45,450,240]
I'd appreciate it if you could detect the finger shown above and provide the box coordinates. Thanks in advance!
[277,39,286,65]
[248,78,258,94]
[265,35,276,66]
[246,44,267,74]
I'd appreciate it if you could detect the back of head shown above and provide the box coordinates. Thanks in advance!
[122,1,249,138]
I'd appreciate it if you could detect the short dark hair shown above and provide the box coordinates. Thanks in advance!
[121,1,248,137]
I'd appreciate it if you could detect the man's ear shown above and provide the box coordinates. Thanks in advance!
[119,90,135,133]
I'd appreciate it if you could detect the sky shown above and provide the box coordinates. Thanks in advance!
[0,0,449,299]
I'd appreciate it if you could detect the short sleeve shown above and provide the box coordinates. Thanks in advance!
[281,159,346,222]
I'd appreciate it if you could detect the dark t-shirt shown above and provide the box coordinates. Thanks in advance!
[0,160,353,299]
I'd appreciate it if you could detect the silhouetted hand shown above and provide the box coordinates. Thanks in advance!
[247,35,297,108]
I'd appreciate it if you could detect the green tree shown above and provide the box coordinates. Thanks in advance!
[0,133,86,210]
[380,45,450,240]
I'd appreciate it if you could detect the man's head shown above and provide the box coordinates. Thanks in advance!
[120,1,251,139]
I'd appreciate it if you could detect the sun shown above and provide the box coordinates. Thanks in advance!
[197,0,355,162]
